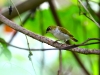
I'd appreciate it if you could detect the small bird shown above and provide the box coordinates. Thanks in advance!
[46,26,78,43]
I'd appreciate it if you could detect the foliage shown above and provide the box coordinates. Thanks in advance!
[0,0,100,75]
[0,38,12,60]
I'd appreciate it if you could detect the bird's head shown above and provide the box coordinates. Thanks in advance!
[46,26,56,33]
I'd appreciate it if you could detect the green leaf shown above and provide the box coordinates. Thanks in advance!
[0,38,12,60]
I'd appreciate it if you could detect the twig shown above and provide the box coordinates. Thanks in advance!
[0,0,50,24]
[0,38,100,51]
[8,9,36,43]
[72,52,90,75]
[58,49,62,75]
[48,0,62,26]
[81,38,100,44]
[63,38,100,49]
[78,0,100,28]
[0,38,100,55]
[83,13,94,22]
[7,1,36,74]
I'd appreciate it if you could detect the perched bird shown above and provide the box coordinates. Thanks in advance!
[46,26,78,43]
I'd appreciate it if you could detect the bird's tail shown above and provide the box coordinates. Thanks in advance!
[71,37,78,42]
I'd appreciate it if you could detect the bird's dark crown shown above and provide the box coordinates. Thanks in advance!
[46,26,56,33]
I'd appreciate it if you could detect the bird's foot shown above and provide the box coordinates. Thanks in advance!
[53,40,60,44]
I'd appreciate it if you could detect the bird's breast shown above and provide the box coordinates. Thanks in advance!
[53,29,70,41]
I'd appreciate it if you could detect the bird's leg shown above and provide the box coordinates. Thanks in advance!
[53,40,61,44]
[65,40,77,46]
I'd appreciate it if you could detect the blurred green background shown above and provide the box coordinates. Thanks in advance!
[0,0,100,75]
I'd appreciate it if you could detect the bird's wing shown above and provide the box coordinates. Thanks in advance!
[59,27,73,37]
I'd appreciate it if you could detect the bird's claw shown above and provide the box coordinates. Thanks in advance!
[53,40,60,44]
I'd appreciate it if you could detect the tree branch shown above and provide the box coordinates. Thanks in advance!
[0,13,100,54]
[48,0,62,26]
[0,0,50,24]
[8,9,36,43]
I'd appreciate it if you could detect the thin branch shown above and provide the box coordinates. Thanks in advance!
[48,0,62,26]
[0,37,100,51]
[0,13,100,55]
[81,38,100,44]
[83,13,94,22]
[8,9,36,43]
[72,52,90,75]
[63,38,100,49]
[58,49,62,75]
[78,0,100,28]
[0,0,50,24]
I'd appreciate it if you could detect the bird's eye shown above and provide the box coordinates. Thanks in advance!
[47,27,51,31]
